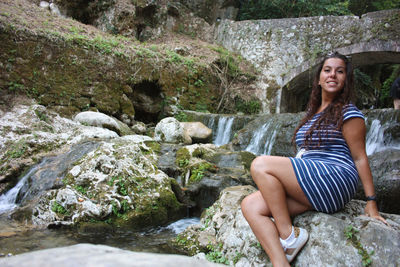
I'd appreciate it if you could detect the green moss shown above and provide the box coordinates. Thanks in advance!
[174,232,206,256]
[3,139,28,159]
[192,147,207,158]
[175,147,191,167]
[143,141,161,155]
[239,151,257,170]
[189,162,217,184]
[51,201,69,215]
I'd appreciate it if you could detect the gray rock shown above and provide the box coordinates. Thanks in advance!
[175,185,400,267]
[30,139,183,228]
[155,117,191,144]
[131,121,147,135]
[181,121,212,143]
[74,111,122,135]
[0,243,223,267]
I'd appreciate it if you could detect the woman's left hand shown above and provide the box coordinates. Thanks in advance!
[365,200,389,226]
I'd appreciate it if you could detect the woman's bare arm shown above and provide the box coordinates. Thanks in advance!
[342,117,388,225]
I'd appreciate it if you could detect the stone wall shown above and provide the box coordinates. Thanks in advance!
[212,10,400,113]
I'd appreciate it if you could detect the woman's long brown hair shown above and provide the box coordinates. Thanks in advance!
[292,52,355,150]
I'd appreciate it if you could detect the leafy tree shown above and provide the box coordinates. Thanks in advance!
[237,0,399,20]
[237,0,351,20]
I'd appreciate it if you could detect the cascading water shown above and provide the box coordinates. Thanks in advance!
[212,116,235,146]
[0,159,49,213]
[366,119,385,155]
[245,119,279,155]
[0,141,99,214]
[365,117,400,155]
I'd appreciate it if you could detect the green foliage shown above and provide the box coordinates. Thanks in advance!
[111,200,130,220]
[238,0,351,20]
[51,202,69,215]
[235,98,261,114]
[34,109,48,122]
[233,252,244,264]
[205,243,230,265]
[166,50,183,64]
[192,147,207,158]
[175,148,191,167]
[349,0,400,16]
[107,175,129,196]
[7,81,24,91]
[178,158,189,167]
[380,64,400,106]
[344,225,374,266]
[189,162,217,183]
[4,139,28,159]
[195,103,208,113]
[75,185,90,196]
[211,46,242,79]
[238,0,399,20]
[174,111,189,122]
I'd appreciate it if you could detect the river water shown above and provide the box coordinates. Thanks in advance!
[0,216,200,256]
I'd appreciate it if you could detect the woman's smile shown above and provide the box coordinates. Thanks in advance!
[319,58,346,97]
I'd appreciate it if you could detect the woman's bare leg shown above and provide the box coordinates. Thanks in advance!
[241,155,312,266]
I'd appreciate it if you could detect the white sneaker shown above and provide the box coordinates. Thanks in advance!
[282,227,309,263]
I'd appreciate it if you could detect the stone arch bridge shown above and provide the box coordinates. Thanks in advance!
[212,9,400,113]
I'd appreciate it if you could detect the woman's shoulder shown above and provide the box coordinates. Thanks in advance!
[342,103,364,121]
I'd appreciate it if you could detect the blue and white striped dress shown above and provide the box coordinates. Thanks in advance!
[290,104,364,213]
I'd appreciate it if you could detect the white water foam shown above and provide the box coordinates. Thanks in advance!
[0,160,47,214]
[214,117,234,146]
[165,217,201,234]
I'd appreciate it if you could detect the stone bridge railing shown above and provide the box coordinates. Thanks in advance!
[212,9,400,113]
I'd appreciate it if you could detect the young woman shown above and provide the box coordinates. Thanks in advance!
[241,52,388,266]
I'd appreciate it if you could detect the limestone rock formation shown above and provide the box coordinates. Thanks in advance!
[181,121,212,143]
[74,111,127,135]
[31,137,184,228]
[174,185,400,267]
[155,117,191,144]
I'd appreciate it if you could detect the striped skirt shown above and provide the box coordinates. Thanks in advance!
[290,155,359,213]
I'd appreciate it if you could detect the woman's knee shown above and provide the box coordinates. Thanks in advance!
[250,156,270,175]
[241,192,270,218]
[241,194,256,217]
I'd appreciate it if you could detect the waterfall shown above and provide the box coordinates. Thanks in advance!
[245,122,271,155]
[245,120,279,155]
[366,119,384,155]
[366,118,400,155]
[263,127,278,155]
[0,141,99,214]
[0,158,48,214]
[213,116,235,146]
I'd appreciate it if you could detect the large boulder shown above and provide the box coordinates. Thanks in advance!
[356,149,400,214]
[174,185,400,267]
[155,117,191,144]
[181,121,212,143]
[159,144,255,213]
[74,111,132,136]
[0,103,119,191]
[29,138,185,228]
[0,243,223,267]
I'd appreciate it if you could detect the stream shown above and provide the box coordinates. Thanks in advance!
[0,216,200,256]
[0,141,201,257]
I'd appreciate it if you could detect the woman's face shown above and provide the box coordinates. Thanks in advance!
[318,58,347,98]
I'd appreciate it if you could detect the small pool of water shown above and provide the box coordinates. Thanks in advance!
[0,217,200,256]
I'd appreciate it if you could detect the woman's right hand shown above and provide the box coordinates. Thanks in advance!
[365,201,389,226]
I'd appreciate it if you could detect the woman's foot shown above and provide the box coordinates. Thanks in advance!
[280,226,309,263]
